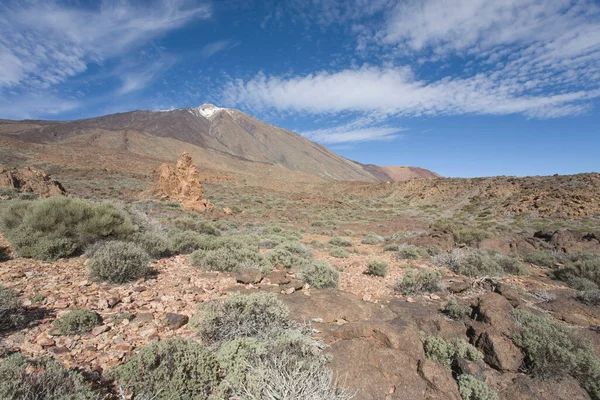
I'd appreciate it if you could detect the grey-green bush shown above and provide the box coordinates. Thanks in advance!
[433,248,524,278]
[265,241,312,269]
[523,250,556,267]
[366,260,388,277]
[327,237,353,247]
[191,247,263,272]
[361,233,384,245]
[88,241,150,283]
[108,337,221,400]
[53,310,101,335]
[192,292,292,345]
[512,309,600,399]
[422,336,483,368]
[301,260,339,289]
[168,230,209,254]
[0,197,135,261]
[171,217,220,236]
[130,230,171,259]
[394,269,442,295]
[329,247,349,258]
[458,374,499,400]
[443,299,472,320]
[0,285,24,332]
[0,353,98,400]
[397,244,429,260]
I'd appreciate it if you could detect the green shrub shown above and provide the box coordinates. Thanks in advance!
[433,248,522,278]
[397,244,429,260]
[523,250,555,267]
[554,254,600,286]
[0,353,97,400]
[171,217,220,236]
[0,197,135,260]
[578,289,600,306]
[109,337,221,400]
[512,309,600,399]
[265,241,312,269]
[383,244,399,252]
[423,336,483,368]
[361,233,384,245]
[53,310,101,335]
[190,247,263,272]
[130,231,171,259]
[395,269,442,295]
[444,299,472,320]
[458,374,499,400]
[88,241,150,283]
[300,260,339,289]
[366,260,388,277]
[327,237,353,247]
[168,230,208,254]
[453,228,490,246]
[329,247,349,258]
[192,292,292,345]
[0,285,24,332]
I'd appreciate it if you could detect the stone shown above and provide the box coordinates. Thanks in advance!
[475,330,523,372]
[264,270,290,285]
[235,269,263,284]
[418,359,461,400]
[448,281,471,294]
[35,333,55,347]
[163,313,189,329]
[495,284,521,307]
[474,293,515,336]
[0,165,65,197]
[91,325,110,337]
[223,207,233,215]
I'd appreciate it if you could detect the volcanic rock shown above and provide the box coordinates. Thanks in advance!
[0,165,65,197]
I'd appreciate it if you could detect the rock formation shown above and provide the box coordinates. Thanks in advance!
[0,165,65,197]
[155,153,213,211]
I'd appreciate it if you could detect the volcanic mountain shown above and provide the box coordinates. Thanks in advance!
[0,104,438,185]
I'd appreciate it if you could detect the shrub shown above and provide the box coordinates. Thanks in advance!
[168,230,208,254]
[433,248,522,278]
[493,253,527,275]
[88,241,150,283]
[130,231,171,259]
[53,310,101,335]
[444,299,472,320]
[453,228,490,246]
[300,260,339,289]
[192,292,292,345]
[0,285,24,332]
[554,254,600,286]
[108,337,220,400]
[0,197,135,260]
[397,244,429,260]
[458,374,499,400]
[190,247,263,272]
[327,237,353,247]
[171,217,220,236]
[578,289,600,306]
[512,309,600,399]
[361,233,384,245]
[366,260,388,277]
[329,247,349,258]
[523,250,556,267]
[383,244,399,252]
[395,269,442,295]
[265,241,312,269]
[423,336,482,368]
[0,353,97,400]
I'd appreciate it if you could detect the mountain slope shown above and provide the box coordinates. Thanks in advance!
[0,104,438,183]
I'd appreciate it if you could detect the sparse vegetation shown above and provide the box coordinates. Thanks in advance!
[443,299,472,320]
[88,241,151,283]
[433,248,525,277]
[109,337,221,400]
[512,309,600,399]
[395,269,442,295]
[361,233,384,245]
[0,285,24,332]
[327,237,353,247]
[523,250,556,267]
[397,244,430,260]
[0,197,135,260]
[0,353,98,400]
[366,260,388,277]
[383,243,399,252]
[300,260,339,289]
[53,310,101,335]
[329,247,349,258]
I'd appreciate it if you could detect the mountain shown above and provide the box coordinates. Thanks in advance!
[0,104,438,185]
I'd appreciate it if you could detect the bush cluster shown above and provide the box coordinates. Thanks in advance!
[329,247,349,258]
[301,260,339,289]
[512,309,600,399]
[0,353,98,400]
[394,269,442,295]
[0,197,135,260]
[366,260,388,277]
[88,241,150,283]
[457,374,499,400]
[327,237,353,247]
[0,285,24,332]
[265,241,313,269]
[190,236,264,272]
[397,244,430,260]
[422,335,483,368]
[361,233,384,245]
[443,299,472,320]
[53,310,101,335]
[433,248,526,278]
[130,231,171,259]
[109,337,221,400]
[170,217,220,236]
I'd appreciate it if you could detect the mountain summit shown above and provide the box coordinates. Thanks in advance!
[0,105,438,185]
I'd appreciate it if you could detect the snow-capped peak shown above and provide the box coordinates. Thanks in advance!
[189,104,224,119]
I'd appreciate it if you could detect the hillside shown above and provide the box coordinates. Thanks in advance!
[0,104,437,185]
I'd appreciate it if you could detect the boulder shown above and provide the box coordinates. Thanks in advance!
[0,165,65,197]
[155,153,213,211]
[163,313,189,329]
[474,330,523,372]
[235,269,263,284]
[473,293,515,336]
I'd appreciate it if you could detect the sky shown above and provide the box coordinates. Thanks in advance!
[0,0,599,178]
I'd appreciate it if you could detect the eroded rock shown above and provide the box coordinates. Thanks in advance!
[0,165,65,197]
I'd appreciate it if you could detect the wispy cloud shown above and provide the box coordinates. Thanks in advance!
[200,39,237,59]
[0,0,211,90]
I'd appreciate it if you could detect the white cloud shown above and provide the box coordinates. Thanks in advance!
[0,94,80,120]
[300,116,404,143]
[117,55,177,95]
[201,40,235,59]
[0,0,211,90]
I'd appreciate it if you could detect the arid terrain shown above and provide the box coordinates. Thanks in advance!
[1,108,599,400]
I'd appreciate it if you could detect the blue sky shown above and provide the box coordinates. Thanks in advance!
[0,0,599,177]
